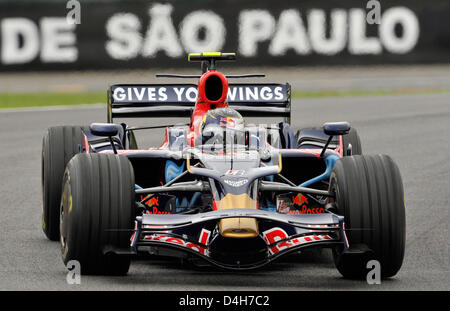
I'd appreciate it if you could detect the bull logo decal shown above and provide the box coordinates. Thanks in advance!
[149,197,159,207]
[292,194,308,206]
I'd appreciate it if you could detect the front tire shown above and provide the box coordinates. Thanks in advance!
[330,155,405,279]
[60,153,135,275]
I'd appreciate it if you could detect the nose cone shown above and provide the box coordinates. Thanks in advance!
[216,194,259,238]
[219,218,259,238]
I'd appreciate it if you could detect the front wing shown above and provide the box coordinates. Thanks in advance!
[129,209,348,270]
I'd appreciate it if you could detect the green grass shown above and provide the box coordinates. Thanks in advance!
[291,88,450,98]
[0,88,449,109]
[0,92,105,109]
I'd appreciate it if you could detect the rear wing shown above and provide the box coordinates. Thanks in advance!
[107,83,291,123]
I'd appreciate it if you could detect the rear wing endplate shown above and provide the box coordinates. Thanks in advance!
[107,83,291,123]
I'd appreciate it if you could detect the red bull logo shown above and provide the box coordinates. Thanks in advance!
[140,195,159,207]
[292,194,308,206]
[219,117,235,128]
[149,197,159,207]
[140,195,170,214]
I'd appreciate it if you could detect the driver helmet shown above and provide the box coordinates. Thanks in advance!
[199,107,245,146]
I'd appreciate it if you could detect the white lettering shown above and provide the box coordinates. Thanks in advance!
[227,87,238,101]
[380,7,419,54]
[246,87,258,101]
[309,9,347,55]
[174,87,185,101]
[158,87,168,101]
[269,9,311,56]
[142,4,183,58]
[41,17,77,63]
[1,18,39,64]
[147,87,156,101]
[133,87,146,101]
[185,87,198,102]
[113,87,126,101]
[180,10,226,53]
[238,10,275,57]
[106,13,142,60]
[260,87,272,100]
[274,87,283,100]
[348,9,381,54]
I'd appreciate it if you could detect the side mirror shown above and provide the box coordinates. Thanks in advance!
[90,123,118,137]
[323,122,351,136]
[320,122,351,157]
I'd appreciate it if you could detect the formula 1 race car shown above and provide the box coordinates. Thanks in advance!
[41,52,405,279]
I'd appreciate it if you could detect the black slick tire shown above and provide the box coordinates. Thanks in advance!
[330,154,405,279]
[60,153,135,275]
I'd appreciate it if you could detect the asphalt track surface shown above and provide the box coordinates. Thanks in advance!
[1,64,450,93]
[0,92,449,290]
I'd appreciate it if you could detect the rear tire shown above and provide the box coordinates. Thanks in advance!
[342,128,362,156]
[330,155,405,279]
[60,153,135,275]
[41,126,86,241]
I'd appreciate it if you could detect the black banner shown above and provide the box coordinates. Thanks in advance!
[110,84,289,104]
[0,0,449,71]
